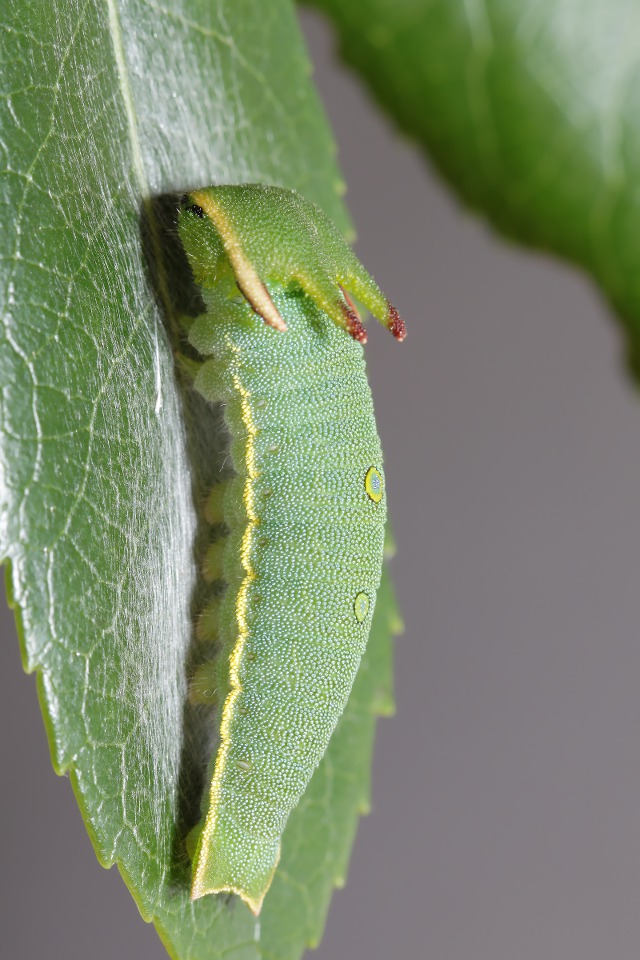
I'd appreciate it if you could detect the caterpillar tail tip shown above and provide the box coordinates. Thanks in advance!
[341,300,368,343]
[387,302,407,342]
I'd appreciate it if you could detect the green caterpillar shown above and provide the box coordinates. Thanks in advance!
[178,184,404,915]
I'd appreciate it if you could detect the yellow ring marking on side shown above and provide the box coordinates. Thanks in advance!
[354,592,370,623]
[365,466,384,503]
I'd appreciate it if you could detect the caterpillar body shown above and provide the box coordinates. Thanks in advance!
[178,185,405,915]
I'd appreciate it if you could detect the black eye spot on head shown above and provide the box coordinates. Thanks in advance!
[180,194,205,218]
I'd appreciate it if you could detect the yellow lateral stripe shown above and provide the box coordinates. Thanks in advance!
[190,190,287,333]
[191,344,258,904]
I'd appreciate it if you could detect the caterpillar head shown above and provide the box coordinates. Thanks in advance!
[178,185,406,343]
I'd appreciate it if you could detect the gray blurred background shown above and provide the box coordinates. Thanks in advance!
[4,9,640,958]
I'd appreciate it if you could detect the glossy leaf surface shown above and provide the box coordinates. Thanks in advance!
[0,1,398,956]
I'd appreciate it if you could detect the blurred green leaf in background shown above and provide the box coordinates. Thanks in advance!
[309,0,640,374]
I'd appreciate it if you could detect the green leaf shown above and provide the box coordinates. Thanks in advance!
[0,1,398,956]
[307,0,640,373]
